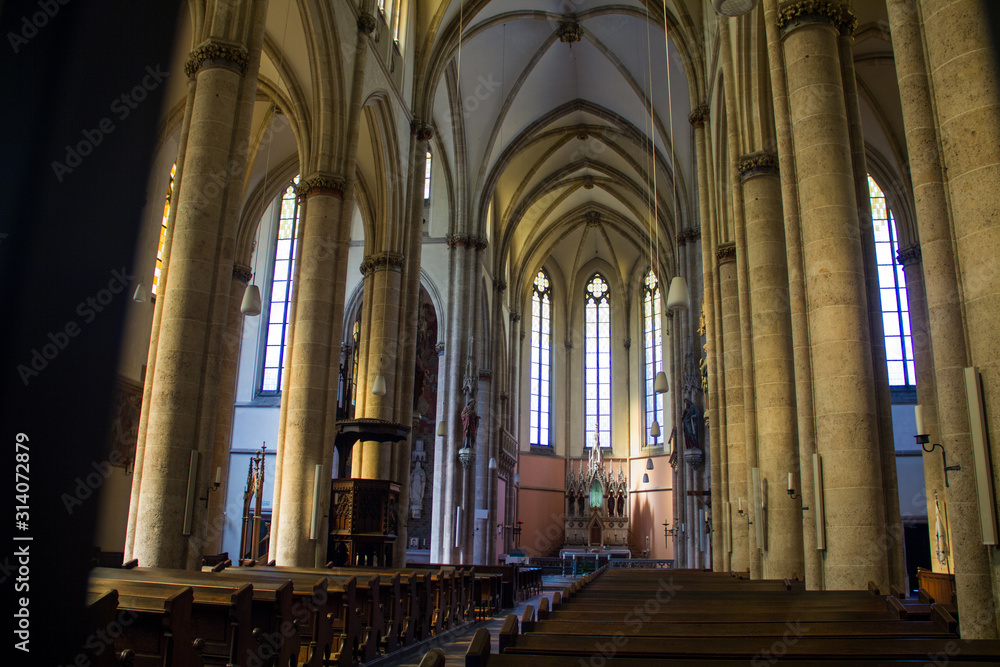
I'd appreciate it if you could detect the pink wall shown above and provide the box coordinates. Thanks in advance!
[630,454,674,560]
[516,453,566,557]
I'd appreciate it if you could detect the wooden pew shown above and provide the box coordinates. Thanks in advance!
[203,566,354,667]
[81,589,134,667]
[210,565,369,665]
[87,584,195,667]
[90,571,252,667]
[94,566,300,667]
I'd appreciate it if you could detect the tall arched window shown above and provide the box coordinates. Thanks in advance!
[529,270,552,446]
[585,273,611,448]
[152,162,176,298]
[423,150,432,202]
[868,175,914,387]
[643,269,665,443]
[261,176,301,393]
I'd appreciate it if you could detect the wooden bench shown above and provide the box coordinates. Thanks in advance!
[86,584,195,667]
[94,566,301,667]
[90,571,252,667]
[81,589,134,667]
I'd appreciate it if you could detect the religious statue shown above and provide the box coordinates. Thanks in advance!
[409,460,426,518]
[461,397,480,449]
[683,398,701,449]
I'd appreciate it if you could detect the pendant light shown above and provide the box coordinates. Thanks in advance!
[642,472,650,484]
[437,420,447,436]
[645,456,654,471]
[712,0,760,17]
[666,276,689,311]
[372,356,387,396]
[241,283,262,316]
[133,277,148,303]
[654,371,668,394]
[650,420,661,438]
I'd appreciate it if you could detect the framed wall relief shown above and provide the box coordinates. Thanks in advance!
[109,377,142,471]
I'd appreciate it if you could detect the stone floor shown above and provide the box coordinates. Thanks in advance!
[381,574,579,666]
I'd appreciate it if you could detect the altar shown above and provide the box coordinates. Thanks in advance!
[562,439,630,548]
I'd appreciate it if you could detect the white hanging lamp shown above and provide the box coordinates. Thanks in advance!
[241,283,262,316]
[437,420,447,436]
[712,0,760,16]
[650,420,661,438]
[654,371,669,394]
[372,356,387,396]
[133,277,148,303]
[666,276,689,311]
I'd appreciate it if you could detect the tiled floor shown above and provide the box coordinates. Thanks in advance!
[387,574,579,666]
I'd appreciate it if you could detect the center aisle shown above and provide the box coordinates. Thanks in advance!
[388,574,579,667]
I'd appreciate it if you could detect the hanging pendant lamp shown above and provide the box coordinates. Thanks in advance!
[241,283,262,316]
[712,0,760,16]
[133,278,148,303]
[666,276,689,311]
[654,371,669,394]
[650,420,661,438]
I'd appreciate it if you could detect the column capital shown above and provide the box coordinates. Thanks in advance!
[185,39,249,78]
[688,105,710,128]
[478,369,493,379]
[897,244,922,266]
[296,173,345,199]
[358,12,378,35]
[510,312,521,323]
[737,151,780,182]
[435,342,445,355]
[232,263,253,285]
[777,1,857,37]
[494,279,507,293]
[677,228,702,246]
[360,252,406,276]
[446,234,488,251]
[716,242,737,265]
[411,119,434,142]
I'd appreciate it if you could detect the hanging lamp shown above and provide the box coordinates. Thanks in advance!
[650,420,661,438]
[241,283,262,316]
[133,278,148,303]
[712,0,760,17]
[666,276,689,311]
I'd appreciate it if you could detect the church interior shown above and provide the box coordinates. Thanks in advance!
[5,0,1000,663]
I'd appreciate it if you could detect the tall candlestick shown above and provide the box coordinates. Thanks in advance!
[915,405,926,436]
[788,472,793,491]
[214,467,222,485]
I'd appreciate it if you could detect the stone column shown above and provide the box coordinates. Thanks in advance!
[718,243,748,572]
[777,2,888,591]
[132,24,266,569]
[899,245,948,571]
[358,252,405,480]
[203,263,255,555]
[739,152,804,580]
[271,176,347,566]
[887,0,996,636]
[762,0,821,589]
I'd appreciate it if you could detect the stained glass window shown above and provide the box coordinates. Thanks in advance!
[261,176,301,393]
[152,162,176,298]
[869,175,914,386]
[643,269,665,444]
[529,270,552,446]
[585,273,611,448]
[424,150,432,201]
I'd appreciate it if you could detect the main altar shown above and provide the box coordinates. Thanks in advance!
[562,438,630,549]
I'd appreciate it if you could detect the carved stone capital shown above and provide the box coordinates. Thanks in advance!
[510,312,521,323]
[296,174,345,199]
[737,151,780,182]
[185,40,249,78]
[678,228,702,245]
[494,279,507,293]
[558,21,583,43]
[360,252,406,276]
[411,119,434,142]
[716,242,737,265]
[688,105,710,128]
[358,12,377,34]
[479,369,492,379]
[446,234,488,251]
[897,244,922,266]
[777,1,857,36]
[233,263,253,285]
[623,338,631,350]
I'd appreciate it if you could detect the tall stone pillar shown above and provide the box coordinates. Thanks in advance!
[271,176,348,567]
[738,151,804,580]
[898,245,949,572]
[132,19,267,569]
[718,243,748,572]
[886,0,996,637]
[762,0,821,589]
[777,3,888,591]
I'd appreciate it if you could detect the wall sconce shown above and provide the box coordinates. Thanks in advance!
[736,498,752,526]
[914,404,961,487]
[663,521,677,538]
[199,466,222,509]
[786,472,809,511]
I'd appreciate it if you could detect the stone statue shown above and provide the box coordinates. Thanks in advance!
[409,461,426,518]
[461,397,479,449]
[683,399,701,449]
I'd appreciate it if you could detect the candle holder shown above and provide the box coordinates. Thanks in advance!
[736,506,752,526]
[786,487,809,511]
[916,434,961,487]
